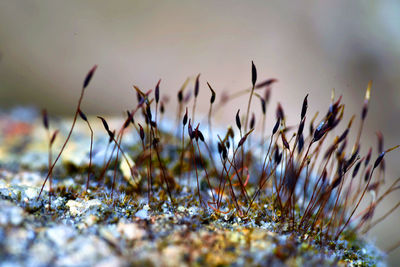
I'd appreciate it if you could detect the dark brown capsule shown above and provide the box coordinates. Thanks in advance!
[194,74,200,97]
[50,130,59,145]
[326,101,341,127]
[284,165,297,192]
[183,107,188,126]
[331,176,342,189]
[313,121,328,142]
[155,79,161,103]
[83,65,97,89]
[139,124,145,141]
[207,82,216,104]
[298,134,304,153]
[272,118,280,134]
[373,145,400,171]
[276,103,284,120]
[136,91,143,103]
[338,129,349,143]
[146,106,152,121]
[107,130,115,141]
[235,109,241,130]
[238,130,253,148]
[351,145,360,162]
[188,120,194,139]
[197,130,205,142]
[222,145,228,160]
[238,136,246,148]
[301,94,308,119]
[365,166,372,182]
[365,147,372,166]
[373,152,385,169]
[260,98,266,114]
[194,124,201,141]
[108,130,115,143]
[352,160,361,178]
[274,147,282,165]
[217,142,223,154]
[255,79,277,89]
[150,120,157,128]
[123,118,130,129]
[361,207,375,221]
[281,133,290,150]
[42,109,49,129]
[160,102,165,114]
[361,101,368,120]
[126,110,135,124]
[142,109,149,125]
[251,61,257,88]
[250,113,255,129]
[97,116,110,133]
[177,90,183,102]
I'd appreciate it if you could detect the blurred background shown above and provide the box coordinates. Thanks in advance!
[0,0,399,264]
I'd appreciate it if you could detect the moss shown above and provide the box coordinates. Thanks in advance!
[2,65,393,265]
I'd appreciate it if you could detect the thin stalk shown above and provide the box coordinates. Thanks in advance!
[141,138,151,202]
[82,119,94,192]
[189,138,202,206]
[46,129,52,210]
[38,65,97,200]
[153,139,174,205]
[195,139,215,203]
[179,123,186,178]
[111,135,122,200]
[335,168,376,239]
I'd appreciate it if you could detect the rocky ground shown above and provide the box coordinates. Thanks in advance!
[0,107,385,266]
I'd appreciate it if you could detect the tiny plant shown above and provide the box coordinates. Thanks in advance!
[41,109,58,209]
[38,62,400,257]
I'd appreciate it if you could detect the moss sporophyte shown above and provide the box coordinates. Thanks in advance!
[35,63,400,264]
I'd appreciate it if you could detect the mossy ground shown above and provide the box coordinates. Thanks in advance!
[0,109,385,266]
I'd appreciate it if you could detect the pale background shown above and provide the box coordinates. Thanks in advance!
[0,0,399,264]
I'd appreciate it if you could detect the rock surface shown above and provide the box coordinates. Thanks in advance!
[0,108,385,266]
